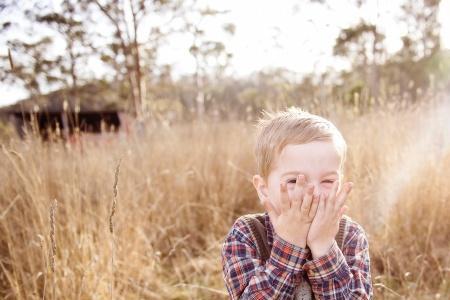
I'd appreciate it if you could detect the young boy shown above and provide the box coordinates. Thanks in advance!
[221,107,372,299]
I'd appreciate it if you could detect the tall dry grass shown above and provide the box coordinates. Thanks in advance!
[0,95,449,299]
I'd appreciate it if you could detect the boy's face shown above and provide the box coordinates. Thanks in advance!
[253,140,343,212]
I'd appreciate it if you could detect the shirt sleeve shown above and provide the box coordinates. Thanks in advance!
[303,223,373,299]
[221,218,311,300]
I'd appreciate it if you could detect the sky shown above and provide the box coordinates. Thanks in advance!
[1,0,450,107]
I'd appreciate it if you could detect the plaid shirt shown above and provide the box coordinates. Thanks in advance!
[221,212,372,299]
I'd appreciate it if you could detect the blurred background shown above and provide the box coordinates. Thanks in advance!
[0,0,449,299]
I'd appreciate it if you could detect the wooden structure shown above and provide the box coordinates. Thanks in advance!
[0,82,129,139]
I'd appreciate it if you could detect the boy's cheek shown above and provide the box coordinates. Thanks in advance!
[267,190,281,209]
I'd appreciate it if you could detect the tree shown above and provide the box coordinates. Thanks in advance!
[0,37,60,101]
[398,0,441,61]
[84,0,184,119]
[333,22,385,99]
[183,3,234,119]
[36,0,91,108]
[383,0,442,102]
[0,1,63,102]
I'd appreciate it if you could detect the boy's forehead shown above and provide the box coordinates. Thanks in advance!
[273,141,342,173]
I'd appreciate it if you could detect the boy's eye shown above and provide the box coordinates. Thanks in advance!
[287,179,335,184]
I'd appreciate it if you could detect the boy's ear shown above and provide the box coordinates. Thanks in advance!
[252,174,269,204]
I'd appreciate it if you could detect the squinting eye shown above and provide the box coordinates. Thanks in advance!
[323,180,335,184]
[287,179,297,184]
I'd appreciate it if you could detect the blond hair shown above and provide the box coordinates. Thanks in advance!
[254,107,347,180]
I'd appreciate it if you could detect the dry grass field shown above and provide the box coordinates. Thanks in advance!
[0,97,449,299]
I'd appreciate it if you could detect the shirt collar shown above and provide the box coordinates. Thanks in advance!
[263,211,274,248]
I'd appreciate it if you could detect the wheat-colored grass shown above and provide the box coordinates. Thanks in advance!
[0,96,449,299]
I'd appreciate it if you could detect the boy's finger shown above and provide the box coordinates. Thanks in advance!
[335,182,353,209]
[291,190,302,210]
[263,199,279,222]
[279,182,290,213]
[330,180,339,198]
[292,174,305,210]
[308,194,320,219]
[326,181,339,212]
[316,193,326,215]
[322,192,329,211]
[300,183,314,215]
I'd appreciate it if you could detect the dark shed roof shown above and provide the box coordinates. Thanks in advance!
[0,81,126,114]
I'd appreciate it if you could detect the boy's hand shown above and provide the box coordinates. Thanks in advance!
[264,174,320,248]
[306,180,354,258]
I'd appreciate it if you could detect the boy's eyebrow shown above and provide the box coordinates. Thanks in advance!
[281,170,339,177]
